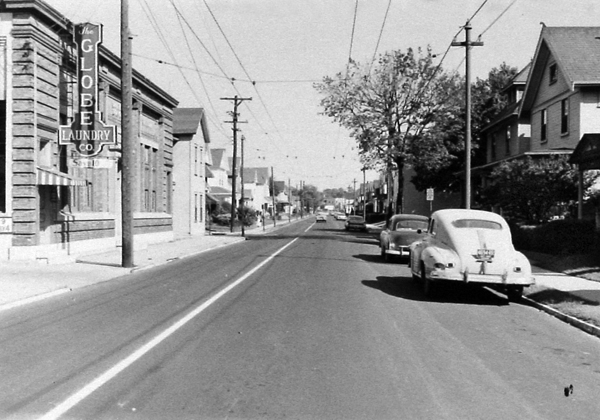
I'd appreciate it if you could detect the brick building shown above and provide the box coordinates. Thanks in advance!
[0,0,179,261]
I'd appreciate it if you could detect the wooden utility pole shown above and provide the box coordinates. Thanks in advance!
[271,167,276,227]
[240,134,245,237]
[452,21,483,209]
[221,96,251,232]
[121,0,134,268]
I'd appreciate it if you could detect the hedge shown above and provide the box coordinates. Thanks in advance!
[510,219,597,255]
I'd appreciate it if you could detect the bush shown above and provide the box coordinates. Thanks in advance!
[511,219,596,255]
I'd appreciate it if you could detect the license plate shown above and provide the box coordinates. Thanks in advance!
[476,248,495,260]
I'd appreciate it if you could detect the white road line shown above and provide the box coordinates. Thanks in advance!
[40,237,299,420]
[304,223,315,233]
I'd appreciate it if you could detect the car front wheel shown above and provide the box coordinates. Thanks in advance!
[421,262,433,297]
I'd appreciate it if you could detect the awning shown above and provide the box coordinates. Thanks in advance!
[206,193,219,203]
[36,167,90,186]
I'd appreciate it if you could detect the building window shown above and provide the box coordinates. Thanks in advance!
[194,145,198,176]
[541,109,547,142]
[141,144,158,211]
[490,133,497,161]
[549,64,557,85]
[505,126,511,156]
[561,98,569,134]
[194,193,198,223]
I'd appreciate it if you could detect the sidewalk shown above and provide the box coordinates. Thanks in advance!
[0,217,300,311]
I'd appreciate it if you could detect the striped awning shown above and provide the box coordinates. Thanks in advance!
[36,167,89,186]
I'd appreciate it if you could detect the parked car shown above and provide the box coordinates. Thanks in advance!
[409,209,534,301]
[379,214,429,262]
[335,213,348,221]
[316,213,327,222]
[345,215,367,232]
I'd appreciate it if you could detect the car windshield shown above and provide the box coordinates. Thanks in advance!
[394,220,428,231]
[451,219,502,230]
[348,216,364,222]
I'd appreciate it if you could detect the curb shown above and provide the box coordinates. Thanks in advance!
[523,296,600,339]
[0,287,72,313]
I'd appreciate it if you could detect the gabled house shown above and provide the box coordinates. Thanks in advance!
[172,108,209,238]
[475,26,600,217]
[241,167,270,211]
[207,148,235,204]
[520,26,600,218]
[520,26,600,155]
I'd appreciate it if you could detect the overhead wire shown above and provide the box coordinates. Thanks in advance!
[368,0,392,73]
[173,9,225,138]
[198,0,293,161]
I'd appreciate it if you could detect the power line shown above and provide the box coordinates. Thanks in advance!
[369,0,392,72]
[478,0,520,37]
[347,0,359,70]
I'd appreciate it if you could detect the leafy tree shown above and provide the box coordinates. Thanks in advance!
[480,156,578,223]
[315,47,455,216]
[411,62,518,192]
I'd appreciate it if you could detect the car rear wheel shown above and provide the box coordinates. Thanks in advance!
[506,286,523,302]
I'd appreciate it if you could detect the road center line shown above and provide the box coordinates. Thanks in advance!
[40,237,299,420]
[304,223,315,233]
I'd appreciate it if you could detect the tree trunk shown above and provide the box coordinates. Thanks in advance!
[395,159,405,215]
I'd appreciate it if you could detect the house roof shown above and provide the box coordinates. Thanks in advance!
[210,149,227,170]
[209,185,232,195]
[173,108,201,136]
[242,167,270,184]
[522,26,600,114]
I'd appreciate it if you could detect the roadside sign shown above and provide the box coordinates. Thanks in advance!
[68,158,115,168]
[426,188,434,201]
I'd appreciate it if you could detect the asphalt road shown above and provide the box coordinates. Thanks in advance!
[1,216,600,419]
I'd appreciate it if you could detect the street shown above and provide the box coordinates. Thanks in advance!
[1,217,600,419]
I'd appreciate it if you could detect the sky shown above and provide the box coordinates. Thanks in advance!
[45,0,600,191]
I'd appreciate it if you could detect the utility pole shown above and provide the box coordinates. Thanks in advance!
[452,21,483,210]
[240,134,245,237]
[288,178,291,223]
[362,166,366,217]
[271,166,276,227]
[221,95,252,232]
[353,178,357,215]
[121,0,134,268]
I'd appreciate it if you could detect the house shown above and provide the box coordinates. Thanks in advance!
[521,26,600,219]
[207,148,235,204]
[241,167,270,212]
[521,26,600,155]
[476,26,600,217]
[172,108,209,238]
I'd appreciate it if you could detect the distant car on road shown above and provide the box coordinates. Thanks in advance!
[409,209,534,301]
[335,213,348,221]
[345,215,367,232]
[316,213,327,222]
[379,214,429,262]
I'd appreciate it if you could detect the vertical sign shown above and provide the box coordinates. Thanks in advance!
[59,23,116,157]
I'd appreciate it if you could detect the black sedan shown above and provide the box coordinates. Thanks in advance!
[344,216,367,232]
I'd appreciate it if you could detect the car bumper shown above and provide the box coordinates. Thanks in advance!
[386,247,410,257]
[429,270,535,286]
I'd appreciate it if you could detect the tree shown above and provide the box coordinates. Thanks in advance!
[480,156,578,223]
[315,47,455,216]
[411,62,518,192]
